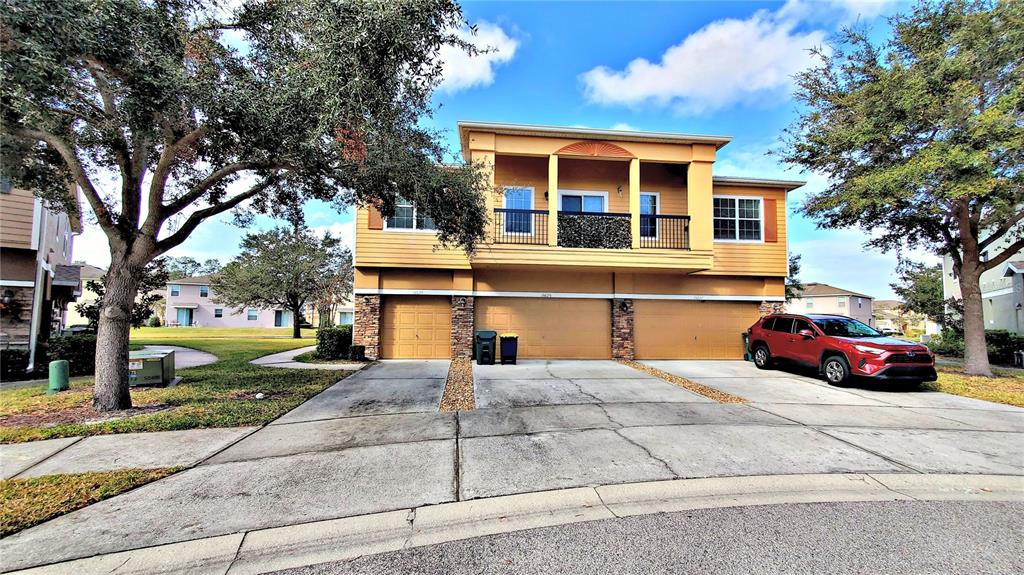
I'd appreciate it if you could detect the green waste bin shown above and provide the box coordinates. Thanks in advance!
[475,331,497,365]
[47,360,70,394]
[128,350,176,386]
[742,332,752,361]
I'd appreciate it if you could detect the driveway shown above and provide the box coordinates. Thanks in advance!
[3,359,1022,573]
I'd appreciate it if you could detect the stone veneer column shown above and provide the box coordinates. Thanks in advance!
[450,296,475,359]
[759,300,785,316]
[611,298,635,360]
[354,295,381,360]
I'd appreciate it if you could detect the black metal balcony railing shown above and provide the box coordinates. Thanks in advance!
[639,214,691,250]
[492,209,691,250]
[557,211,631,249]
[493,208,549,245]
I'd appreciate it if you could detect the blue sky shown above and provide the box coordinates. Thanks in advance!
[76,0,936,299]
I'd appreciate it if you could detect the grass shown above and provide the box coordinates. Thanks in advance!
[0,327,349,443]
[1,468,177,536]
[927,367,1024,407]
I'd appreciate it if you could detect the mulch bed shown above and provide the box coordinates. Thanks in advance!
[439,358,475,411]
[620,360,748,404]
[0,404,173,428]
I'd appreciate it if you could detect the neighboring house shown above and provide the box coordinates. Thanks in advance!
[303,299,355,327]
[352,121,804,360]
[63,263,107,327]
[873,299,940,336]
[786,283,874,326]
[942,241,1024,334]
[0,183,82,369]
[164,275,295,328]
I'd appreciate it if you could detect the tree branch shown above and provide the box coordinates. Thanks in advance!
[145,125,210,229]
[978,210,1024,251]
[153,175,279,256]
[10,127,117,234]
[161,160,288,217]
[982,237,1024,272]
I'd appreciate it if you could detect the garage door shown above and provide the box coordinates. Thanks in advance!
[475,298,611,359]
[381,296,451,359]
[635,300,760,359]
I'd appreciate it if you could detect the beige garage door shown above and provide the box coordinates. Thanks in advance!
[381,296,451,359]
[635,300,760,359]
[475,298,611,359]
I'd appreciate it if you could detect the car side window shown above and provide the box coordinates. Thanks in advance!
[793,319,813,334]
[771,317,794,333]
[761,317,776,330]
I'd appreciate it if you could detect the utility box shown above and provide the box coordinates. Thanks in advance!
[128,350,176,386]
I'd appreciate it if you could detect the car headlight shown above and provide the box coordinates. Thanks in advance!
[854,345,885,355]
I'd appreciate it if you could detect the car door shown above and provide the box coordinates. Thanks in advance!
[790,318,820,366]
[766,317,795,360]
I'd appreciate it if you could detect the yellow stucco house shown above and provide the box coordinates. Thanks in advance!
[353,122,803,360]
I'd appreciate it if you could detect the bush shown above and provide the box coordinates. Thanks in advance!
[928,330,964,357]
[47,335,97,376]
[316,325,352,360]
[349,345,366,361]
[985,330,1024,366]
[147,315,162,327]
[1,348,32,381]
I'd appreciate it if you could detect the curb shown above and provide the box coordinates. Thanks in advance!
[9,473,1022,575]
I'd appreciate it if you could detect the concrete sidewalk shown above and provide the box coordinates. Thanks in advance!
[250,346,367,371]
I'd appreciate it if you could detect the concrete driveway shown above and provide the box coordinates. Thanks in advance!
[3,359,1023,573]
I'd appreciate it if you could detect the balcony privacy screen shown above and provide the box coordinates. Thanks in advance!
[557,213,631,249]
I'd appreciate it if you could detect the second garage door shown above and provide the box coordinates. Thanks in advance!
[380,296,451,359]
[475,297,611,359]
[635,300,760,359]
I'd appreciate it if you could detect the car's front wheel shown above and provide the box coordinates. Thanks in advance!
[822,355,850,386]
[752,344,772,369]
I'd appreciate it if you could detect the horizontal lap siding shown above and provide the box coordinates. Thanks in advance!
[355,208,470,269]
[704,186,788,277]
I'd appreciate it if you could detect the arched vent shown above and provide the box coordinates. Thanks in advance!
[555,141,635,158]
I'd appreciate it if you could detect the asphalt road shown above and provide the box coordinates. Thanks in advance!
[274,500,1024,575]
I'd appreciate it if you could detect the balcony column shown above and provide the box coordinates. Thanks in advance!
[548,154,558,246]
[629,158,640,249]
[471,149,496,240]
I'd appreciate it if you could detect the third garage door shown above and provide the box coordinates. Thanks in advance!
[475,297,611,359]
[635,300,760,359]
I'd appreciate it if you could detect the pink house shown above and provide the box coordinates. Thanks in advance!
[164,275,293,328]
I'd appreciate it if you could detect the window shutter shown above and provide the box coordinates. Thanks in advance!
[368,206,384,230]
[764,198,778,243]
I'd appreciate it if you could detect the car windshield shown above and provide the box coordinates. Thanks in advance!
[811,317,881,338]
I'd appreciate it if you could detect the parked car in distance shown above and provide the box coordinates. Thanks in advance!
[747,313,936,385]
[879,327,904,336]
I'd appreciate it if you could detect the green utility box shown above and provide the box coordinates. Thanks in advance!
[128,350,176,386]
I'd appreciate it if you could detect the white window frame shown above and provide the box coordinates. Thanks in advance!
[214,308,223,318]
[383,197,437,233]
[169,284,180,297]
[806,299,814,309]
[558,190,609,213]
[639,191,660,239]
[502,186,535,236]
[713,195,764,243]
[837,296,847,308]
[199,285,209,298]
[247,308,258,321]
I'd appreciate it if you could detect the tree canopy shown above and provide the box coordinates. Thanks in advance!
[785,254,805,302]
[890,262,945,326]
[212,227,345,337]
[780,0,1023,375]
[166,256,221,280]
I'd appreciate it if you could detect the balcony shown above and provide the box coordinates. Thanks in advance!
[493,209,690,250]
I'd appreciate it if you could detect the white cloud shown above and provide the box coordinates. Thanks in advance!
[310,220,355,253]
[580,0,864,115]
[610,122,637,131]
[438,21,518,94]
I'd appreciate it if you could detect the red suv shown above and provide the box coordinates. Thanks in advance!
[747,313,937,385]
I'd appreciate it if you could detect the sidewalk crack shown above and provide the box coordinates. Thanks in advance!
[613,429,675,477]
[592,487,621,518]
[402,508,417,549]
[223,531,248,575]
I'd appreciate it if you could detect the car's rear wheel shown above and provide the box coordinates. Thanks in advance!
[753,344,772,369]
[822,355,850,386]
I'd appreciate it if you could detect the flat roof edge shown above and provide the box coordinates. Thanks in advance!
[713,176,806,190]
[458,121,733,148]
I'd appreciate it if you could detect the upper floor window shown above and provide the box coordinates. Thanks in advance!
[561,192,605,213]
[837,296,847,307]
[713,196,762,241]
[386,196,436,231]
[806,299,814,309]
[640,193,658,238]
[200,286,209,298]
[503,187,534,234]
[169,284,180,297]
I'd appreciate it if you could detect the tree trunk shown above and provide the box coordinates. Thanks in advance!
[292,303,302,339]
[93,258,141,411]
[958,264,992,377]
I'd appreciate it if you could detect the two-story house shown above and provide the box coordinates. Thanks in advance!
[786,283,875,327]
[352,122,803,360]
[942,237,1024,334]
[0,183,82,370]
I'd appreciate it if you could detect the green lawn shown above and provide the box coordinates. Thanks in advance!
[0,327,349,443]
[927,367,1024,408]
